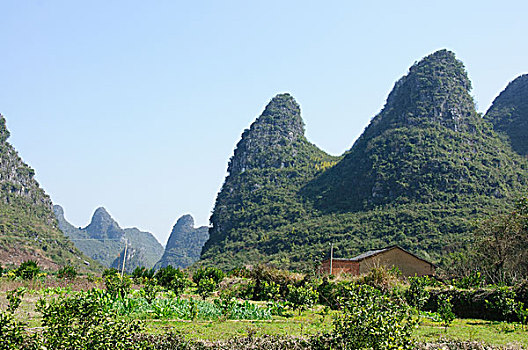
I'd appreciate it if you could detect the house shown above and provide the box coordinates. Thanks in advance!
[319,245,435,277]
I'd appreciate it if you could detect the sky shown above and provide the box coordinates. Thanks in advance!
[1,1,527,246]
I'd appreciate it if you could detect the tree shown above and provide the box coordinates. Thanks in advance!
[473,195,528,284]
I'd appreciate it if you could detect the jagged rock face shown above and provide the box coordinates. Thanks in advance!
[0,115,53,208]
[154,214,209,269]
[362,50,478,139]
[228,93,305,175]
[85,207,124,240]
[486,74,528,157]
[0,115,88,269]
[55,205,163,269]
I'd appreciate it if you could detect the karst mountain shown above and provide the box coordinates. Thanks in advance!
[0,115,90,269]
[154,214,209,269]
[200,50,528,270]
[485,74,528,158]
[54,205,163,272]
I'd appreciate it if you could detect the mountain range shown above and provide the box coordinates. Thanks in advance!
[54,205,163,272]
[200,50,528,270]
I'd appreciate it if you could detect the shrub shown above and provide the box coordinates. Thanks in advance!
[406,276,431,310]
[104,273,132,298]
[141,279,159,304]
[193,267,225,286]
[313,284,416,349]
[359,266,401,292]
[437,294,455,331]
[197,278,216,300]
[154,266,188,296]
[6,288,26,313]
[15,260,40,280]
[36,292,144,349]
[286,284,319,311]
[132,266,155,281]
[484,285,518,320]
[57,265,77,280]
[0,265,3,277]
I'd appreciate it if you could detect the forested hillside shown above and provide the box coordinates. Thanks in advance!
[200,50,528,270]
[485,74,528,158]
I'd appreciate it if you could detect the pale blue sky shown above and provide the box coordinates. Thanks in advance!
[1,1,527,245]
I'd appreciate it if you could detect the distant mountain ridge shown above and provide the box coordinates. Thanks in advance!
[199,50,528,270]
[0,115,90,269]
[54,205,163,271]
[154,214,208,269]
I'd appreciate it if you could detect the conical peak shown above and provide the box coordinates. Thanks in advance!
[92,207,112,221]
[227,93,308,174]
[254,93,304,136]
[0,114,10,143]
[85,206,123,240]
[175,214,195,229]
[488,74,528,107]
[53,205,65,218]
[379,49,476,132]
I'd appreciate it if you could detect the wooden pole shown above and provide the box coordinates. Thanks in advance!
[121,239,128,277]
[330,243,333,275]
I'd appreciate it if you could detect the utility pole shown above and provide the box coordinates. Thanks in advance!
[330,243,334,275]
[121,239,128,277]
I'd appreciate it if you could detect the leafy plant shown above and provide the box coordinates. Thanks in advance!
[15,260,40,280]
[314,284,416,349]
[197,277,216,300]
[437,294,455,332]
[484,285,518,320]
[104,272,132,298]
[286,284,319,312]
[36,292,143,349]
[57,265,77,280]
[6,288,26,314]
[406,276,430,311]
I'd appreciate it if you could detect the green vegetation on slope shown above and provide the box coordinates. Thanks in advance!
[154,215,209,269]
[485,74,528,158]
[200,51,528,271]
[0,115,91,270]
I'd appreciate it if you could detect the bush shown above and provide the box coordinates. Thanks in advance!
[197,278,216,300]
[132,266,155,281]
[104,273,132,298]
[57,265,77,280]
[437,294,455,331]
[405,276,431,310]
[15,260,40,280]
[154,266,189,296]
[36,292,144,349]
[313,284,416,349]
[359,266,401,292]
[286,284,319,311]
[193,267,225,286]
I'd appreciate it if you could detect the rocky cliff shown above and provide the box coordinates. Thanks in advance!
[0,114,89,269]
[154,214,208,269]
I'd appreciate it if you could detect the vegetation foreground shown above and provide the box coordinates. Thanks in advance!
[1,261,528,350]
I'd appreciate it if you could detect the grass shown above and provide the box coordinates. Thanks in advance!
[415,318,528,347]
